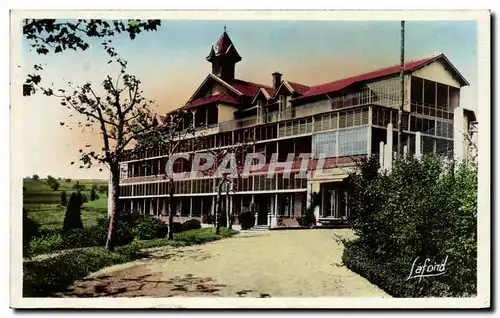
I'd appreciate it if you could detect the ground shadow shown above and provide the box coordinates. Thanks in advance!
[57,272,226,297]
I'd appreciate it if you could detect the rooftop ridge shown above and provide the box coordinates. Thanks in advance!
[308,54,439,89]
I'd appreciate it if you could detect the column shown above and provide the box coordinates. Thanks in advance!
[306,180,312,209]
[189,197,193,218]
[367,106,373,157]
[379,141,385,170]
[229,196,233,223]
[211,196,215,215]
[252,194,257,226]
[415,131,422,159]
[161,198,167,216]
[453,106,464,163]
[384,122,393,170]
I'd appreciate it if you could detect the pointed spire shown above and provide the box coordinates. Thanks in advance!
[206,27,242,81]
[207,28,241,62]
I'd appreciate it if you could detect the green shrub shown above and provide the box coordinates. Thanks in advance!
[344,155,477,297]
[343,240,456,297]
[173,227,237,244]
[90,188,98,201]
[23,246,139,297]
[88,217,134,247]
[128,215,165,240]
[72,181,85,192]
[29,233,64,255]
[238,211,255,230]
[296,207,316,227]
[171,222,183,233]
[49,181,60,191]
[296,192,319,227]
[218,212,235,228]
[182,219,201,231]
[98,185,108,195]
[158,222,169,237]
[79,192,88,203]
[62,228,96,248]
[23,227,238,297]
[23,208,40,256]
[60,191,67,206]
[202,214,214,224]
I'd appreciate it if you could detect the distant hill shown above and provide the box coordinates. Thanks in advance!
[23,178,107,205]
[23,178,108,229]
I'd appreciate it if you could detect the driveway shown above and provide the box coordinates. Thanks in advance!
[60,229,389,297]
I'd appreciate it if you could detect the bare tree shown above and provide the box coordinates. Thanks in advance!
[136,110,197,239]
[36,58,159,250]
[203,130,254,234]
[23,19,160,96]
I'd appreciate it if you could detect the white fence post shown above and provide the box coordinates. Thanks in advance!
[415,131,422,159]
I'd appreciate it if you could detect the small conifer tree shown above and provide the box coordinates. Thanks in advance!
[63,193,84,232]
[60,190,67,206]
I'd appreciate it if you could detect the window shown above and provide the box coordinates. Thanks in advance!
[313,126,369,158]
[411,76,424,105]
[337,126,368,156]
[422,136,435,154]
[326,189,337,218]
[279,95,289,110]
[423,79,436,107]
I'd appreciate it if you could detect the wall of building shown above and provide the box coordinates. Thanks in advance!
[217,103,238,122]
[209,83,226,96]
[412,60,462,88]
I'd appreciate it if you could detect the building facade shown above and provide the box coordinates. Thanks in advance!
[114,30,476,227]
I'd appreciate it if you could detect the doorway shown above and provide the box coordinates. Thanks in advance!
[257,195,270,225]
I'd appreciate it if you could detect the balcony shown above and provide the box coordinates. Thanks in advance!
[177,89,405,136]
[218,90,381,132]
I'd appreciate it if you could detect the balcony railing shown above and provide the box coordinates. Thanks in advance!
[218,90,382,132]
[177,89,407,136]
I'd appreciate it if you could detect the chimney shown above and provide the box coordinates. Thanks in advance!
[272,72,282,89]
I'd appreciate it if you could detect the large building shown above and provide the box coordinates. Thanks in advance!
[115,30,477,227]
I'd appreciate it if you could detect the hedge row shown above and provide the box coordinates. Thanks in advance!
[344,155,477,297]
[23,245,142,297]
[27,216,202,256]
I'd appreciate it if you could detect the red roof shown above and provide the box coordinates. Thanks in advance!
[214,31,233,54]
[227,79,274,97]
[184,93,239,110]
[287,81,310,94]
[296,56,438,100]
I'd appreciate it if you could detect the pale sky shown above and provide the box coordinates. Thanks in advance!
[19,20,478,179]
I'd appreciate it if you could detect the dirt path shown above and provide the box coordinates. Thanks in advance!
[59,229,389,297]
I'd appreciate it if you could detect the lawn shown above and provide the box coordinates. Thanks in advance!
[23,178,108,229]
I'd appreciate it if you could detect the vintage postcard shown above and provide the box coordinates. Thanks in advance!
[10,10,490,309]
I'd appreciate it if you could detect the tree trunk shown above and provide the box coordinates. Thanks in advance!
[226,187,230,228]
[215,180,223,235]
[105,164,121,251]
[168,180,175,240]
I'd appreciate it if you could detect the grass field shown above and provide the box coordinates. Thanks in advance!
[23,178,108,229]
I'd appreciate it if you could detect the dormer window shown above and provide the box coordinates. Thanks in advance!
[279,95,290,110]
